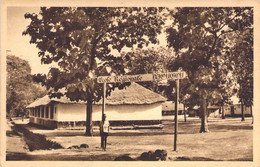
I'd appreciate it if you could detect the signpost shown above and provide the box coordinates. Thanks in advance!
[97,71,186,83]
[97,70,187,151]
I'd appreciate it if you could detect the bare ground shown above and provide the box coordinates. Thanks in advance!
[6,116,253,161]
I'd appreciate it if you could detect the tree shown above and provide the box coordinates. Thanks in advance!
[231,28,253,121]
[6,53,47,117]
[208,70,237,119]
[23,7,167,136]
[166,7,253,132]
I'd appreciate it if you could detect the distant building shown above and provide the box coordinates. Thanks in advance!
[27,83,167,129]
[188,105,220,117]
[187,103,252,118]
[187,106,200,117]
[207,105,221,118]
[161,101,185,115]
[223,96,252,117]
[223,104,251,117]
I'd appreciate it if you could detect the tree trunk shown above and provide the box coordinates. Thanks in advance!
[206,109,209,123]
[221,105,225,119]
[241,102,245,121]
[86,94,93,136]
[200,95,209,133]
[250,105,253,124]
[184,104,187,122]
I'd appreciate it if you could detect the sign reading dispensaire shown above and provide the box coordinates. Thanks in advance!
[97,71,187,83]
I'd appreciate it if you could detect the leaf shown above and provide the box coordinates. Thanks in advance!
[68,85,76,93]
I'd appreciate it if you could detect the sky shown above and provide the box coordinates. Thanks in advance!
[7,7,55,74]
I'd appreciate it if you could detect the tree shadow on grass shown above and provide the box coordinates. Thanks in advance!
[6,152,118,161]
[24,123,53,130]
[209,124,253,132]
[175,156,216,161]
[6,152,34,161]
[12,124,63,151]
[173,156,253,161]
[6,130,20,137]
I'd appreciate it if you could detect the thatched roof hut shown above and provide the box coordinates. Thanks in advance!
[27,83,167,129]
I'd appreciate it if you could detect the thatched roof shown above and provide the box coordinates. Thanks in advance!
[26,95,85,108]
[27,83,167,108]
[96,82,167,105]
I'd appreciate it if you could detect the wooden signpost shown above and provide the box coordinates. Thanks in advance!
[97,71,186,84]
[97,70,187,151]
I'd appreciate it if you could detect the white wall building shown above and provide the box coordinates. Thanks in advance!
[27,83,167,129]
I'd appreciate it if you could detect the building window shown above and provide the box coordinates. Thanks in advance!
[38,107,41,117]
[45,106,49,118]
[41,106,44,118]
[36,107,39,117]
[50,104,54,119]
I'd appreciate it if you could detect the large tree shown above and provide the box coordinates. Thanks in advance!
[6,53,47,117]
[23,7,166,135]
[166,7,253,132]
[231,28,253,121]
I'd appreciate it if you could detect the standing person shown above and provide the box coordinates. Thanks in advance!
[100,114,110,151]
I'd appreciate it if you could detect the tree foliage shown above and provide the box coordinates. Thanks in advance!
[231,29,253,107]
[166,7,253,132]
[121,47,175,95]
[23,7,167,135]
[6,54,47,117]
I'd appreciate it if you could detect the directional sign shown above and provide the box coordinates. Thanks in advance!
[97,71,187,83]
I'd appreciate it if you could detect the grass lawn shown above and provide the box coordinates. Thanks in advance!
[6,116,253,161]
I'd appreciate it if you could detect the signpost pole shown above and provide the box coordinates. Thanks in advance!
[101,83,106,149]
[102,83,106,121]
[174,79,179,151]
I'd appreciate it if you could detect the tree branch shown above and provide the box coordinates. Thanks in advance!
[216,10,241,33]
[204,36,218,65]
[89,23,136,70]
[218,30,236,38]
[203,10,242,63]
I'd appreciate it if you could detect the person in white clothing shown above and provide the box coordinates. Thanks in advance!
[100,114,110,151]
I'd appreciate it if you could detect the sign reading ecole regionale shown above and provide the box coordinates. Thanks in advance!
[97,71,187,83]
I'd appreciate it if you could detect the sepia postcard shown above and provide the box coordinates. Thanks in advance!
[1,0,260,167]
